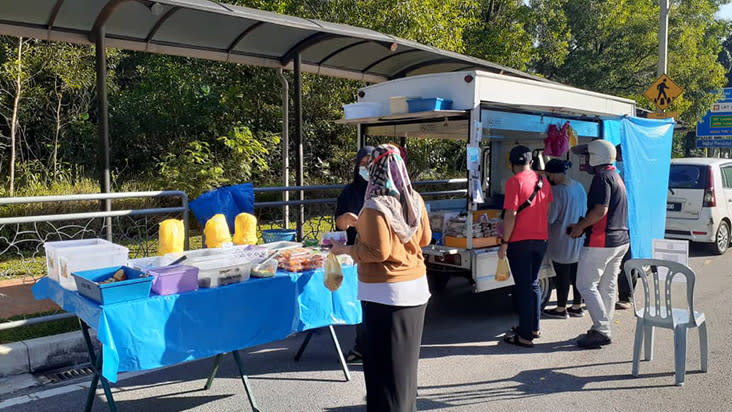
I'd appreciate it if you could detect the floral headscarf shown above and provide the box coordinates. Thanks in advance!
[363,144,422,243]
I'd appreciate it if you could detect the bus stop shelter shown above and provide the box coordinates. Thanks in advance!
[0,0,551,238]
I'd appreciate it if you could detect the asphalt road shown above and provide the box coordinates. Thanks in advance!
[3,243,731,411]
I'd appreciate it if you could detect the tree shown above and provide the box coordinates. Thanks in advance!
[463,0,535,70]
[40,43,97,180]
[531,0,727,126]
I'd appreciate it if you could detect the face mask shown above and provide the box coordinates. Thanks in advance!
[359,166,369,182]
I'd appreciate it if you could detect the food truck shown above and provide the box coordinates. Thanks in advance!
[338,70,671,306]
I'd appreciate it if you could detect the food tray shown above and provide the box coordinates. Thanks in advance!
[149,265,199,295]
[73,266,152,305]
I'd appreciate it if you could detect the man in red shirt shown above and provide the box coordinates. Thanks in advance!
[499,145,553,348]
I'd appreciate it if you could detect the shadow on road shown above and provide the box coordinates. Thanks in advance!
[413,361,697,410]
[92,394,233,412]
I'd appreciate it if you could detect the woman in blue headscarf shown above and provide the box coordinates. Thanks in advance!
[335,145,374,363]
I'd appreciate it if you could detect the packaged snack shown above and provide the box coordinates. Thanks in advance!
[159,219,185,255]
[324,252,343,291]
[233,213,258,245]
[319,231,347,247]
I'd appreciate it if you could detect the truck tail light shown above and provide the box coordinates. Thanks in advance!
[703,166,716,207]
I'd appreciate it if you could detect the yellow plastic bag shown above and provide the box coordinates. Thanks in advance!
[204,214,233,248]
[496,257,512,281]
[324,252,344,291]
[159,219,185,255]
[233,212,258,245]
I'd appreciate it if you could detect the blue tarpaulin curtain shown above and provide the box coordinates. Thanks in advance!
[604,117,675,259]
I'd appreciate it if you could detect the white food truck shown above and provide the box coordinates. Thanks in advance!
[338,70,637,305]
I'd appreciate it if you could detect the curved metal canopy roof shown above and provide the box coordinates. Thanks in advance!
[0,0,549,83]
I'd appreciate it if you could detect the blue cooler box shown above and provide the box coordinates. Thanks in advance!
[73,266,152,305]
[407,98,453,112]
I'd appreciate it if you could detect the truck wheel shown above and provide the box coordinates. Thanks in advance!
[710,221,730,255]
[427,273,450,294]
[539,278,554,310]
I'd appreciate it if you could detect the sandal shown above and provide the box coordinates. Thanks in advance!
[503,333,534,348]
[345,350,363,364]
[511,326,541,339]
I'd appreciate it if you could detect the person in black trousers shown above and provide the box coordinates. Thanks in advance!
[499,146,553,347]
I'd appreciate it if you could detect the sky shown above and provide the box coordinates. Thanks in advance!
[718,3,732,20]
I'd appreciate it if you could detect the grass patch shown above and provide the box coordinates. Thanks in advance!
[0,311,80,344]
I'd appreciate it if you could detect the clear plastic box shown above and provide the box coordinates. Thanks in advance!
[44,239,117,281]
[189,257,253,288]
[49,242,129,290]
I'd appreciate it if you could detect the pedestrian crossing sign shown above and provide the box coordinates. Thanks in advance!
[644,74,683,110]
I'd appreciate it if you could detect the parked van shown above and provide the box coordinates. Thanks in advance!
[666,158,732,254]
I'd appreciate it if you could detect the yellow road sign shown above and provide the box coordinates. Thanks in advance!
[647,111,678,119]
[644,74,683,110]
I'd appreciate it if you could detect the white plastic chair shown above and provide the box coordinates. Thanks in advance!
[623,259,708,386]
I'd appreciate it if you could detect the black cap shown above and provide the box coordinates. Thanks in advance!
[509,145,532,165]
[546,159,571,174]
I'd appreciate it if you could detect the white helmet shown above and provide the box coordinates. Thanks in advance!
[587,139,616,167]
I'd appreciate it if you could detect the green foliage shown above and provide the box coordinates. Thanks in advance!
[157,125,277,197]
[464,0,534,70]
[0,1,731,201]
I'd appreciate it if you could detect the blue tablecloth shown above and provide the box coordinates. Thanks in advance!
[33,266,361,383]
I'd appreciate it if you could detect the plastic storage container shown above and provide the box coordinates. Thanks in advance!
[261,240,301,251]
[261,229,297,243]
[343,102,382,119]
[407,98,453,113]
[191,257,253,288]
[128,255,176,272]
[389,96,418,114]
[148,265,199,295]
[44,238,117,281]
[56,243,130,291]
[73,266,152,305]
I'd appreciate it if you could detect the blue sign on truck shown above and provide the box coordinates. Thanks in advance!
[697,88,732,139]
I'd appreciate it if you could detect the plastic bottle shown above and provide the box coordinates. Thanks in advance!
[204,214,233,248]
[233,212,258,245]
[159,219,185,255]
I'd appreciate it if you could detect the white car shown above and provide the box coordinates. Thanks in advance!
[665,158,732,254]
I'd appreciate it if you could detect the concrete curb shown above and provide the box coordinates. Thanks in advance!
[0,331,98,378]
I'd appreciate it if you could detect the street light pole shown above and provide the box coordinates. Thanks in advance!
[658,0,669,76]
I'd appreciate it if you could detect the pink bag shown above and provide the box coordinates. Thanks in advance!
[544,122,570,157]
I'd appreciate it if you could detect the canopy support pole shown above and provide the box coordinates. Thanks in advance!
[294,53,304,240]
[95,25,112,241]
[279,69,290,230]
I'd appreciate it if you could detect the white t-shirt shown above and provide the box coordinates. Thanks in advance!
[358,275,431,306]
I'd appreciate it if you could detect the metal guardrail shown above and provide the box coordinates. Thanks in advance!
[0,191,190,332]
[0,182,463,332]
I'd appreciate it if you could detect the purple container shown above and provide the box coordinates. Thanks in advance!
[148,265,199,296]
